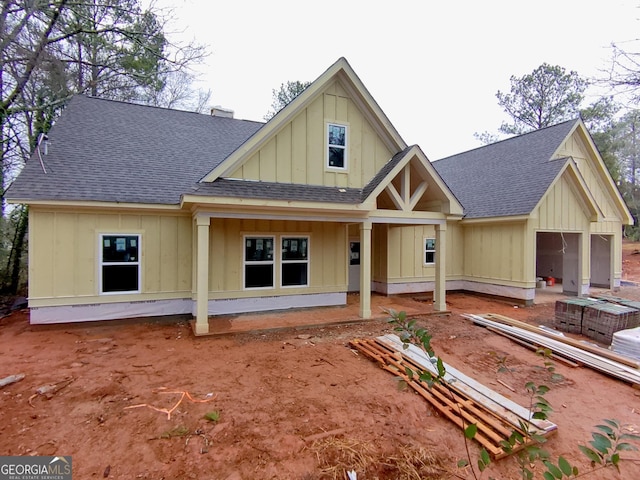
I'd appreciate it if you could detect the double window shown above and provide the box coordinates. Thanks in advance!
[244,236,309,289]
[327,123,347,169]
[424,238,436,265]
[100,234,141,294]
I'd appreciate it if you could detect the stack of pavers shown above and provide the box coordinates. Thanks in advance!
[553,298,602,334]
[582,302,640,345]
[555,297,640,345]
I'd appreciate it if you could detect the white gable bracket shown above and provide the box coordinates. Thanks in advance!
[408,181,428,211]
[385,183,405,210]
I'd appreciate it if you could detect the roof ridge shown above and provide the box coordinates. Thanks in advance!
[75,94,265,125]
[434,118,579,163]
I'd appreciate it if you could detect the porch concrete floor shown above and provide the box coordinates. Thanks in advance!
[190,292,441,336]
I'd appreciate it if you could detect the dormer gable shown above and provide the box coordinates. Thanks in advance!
[553,120,632,225]
[200,58,408,190]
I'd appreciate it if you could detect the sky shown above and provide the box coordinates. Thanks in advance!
[157,0,640,160]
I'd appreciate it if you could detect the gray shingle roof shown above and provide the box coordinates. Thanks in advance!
[6,95,264,205]
[189,178,363,203]
[432,120,578,218]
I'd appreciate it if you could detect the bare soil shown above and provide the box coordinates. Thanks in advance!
[2,245,640,479]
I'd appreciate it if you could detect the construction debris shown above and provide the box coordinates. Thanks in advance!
[0,373,25,389]
[464,313,640,386]
[350,334,557,459]
[28,377,74,406]
[124,388,217,420]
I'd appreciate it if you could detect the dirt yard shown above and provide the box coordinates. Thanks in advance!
[2,245,640,479]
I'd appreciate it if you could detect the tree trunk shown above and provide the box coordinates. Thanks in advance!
[5,206,28,295]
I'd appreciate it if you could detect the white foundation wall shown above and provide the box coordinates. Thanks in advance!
[373,279,536,302]
[30,298,193,324]
[203,292,347,316]
[30,293,348,324]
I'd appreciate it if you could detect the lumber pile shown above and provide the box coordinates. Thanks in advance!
[349,334,557,459]
[464,313,640,386]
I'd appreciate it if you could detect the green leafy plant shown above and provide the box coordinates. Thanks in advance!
[578,419,640,472]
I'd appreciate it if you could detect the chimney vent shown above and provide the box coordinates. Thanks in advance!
[210,106,234,118]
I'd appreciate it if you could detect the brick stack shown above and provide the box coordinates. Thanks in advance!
[553,298,601,334]
[582,303,640,345]
[554,298,640,345]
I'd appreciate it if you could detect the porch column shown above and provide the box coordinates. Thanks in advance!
[359,220,372,318]
[195,215,210,334]
[434,223,447,312]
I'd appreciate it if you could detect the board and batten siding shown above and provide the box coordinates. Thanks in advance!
[227,80,394,188]
[462,222,528,286]
[206,218,347,298]
[28,208,192,305]
[554,132,620,220]
[532,174,592,232]
[375,224,459,282]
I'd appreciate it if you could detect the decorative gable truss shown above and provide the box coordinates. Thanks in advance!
[364,145,464,216]
[384,162,430,212]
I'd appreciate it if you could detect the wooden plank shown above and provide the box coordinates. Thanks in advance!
[350,337,555,459]
[377,352,505,458]
[482,313,640,369]
[485,326,581,368]
[465,314,640,386]
[376,334,557,434]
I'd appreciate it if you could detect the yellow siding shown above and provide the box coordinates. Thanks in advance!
[462,223,527,285]
[556,132,619,219]
[208,219,347,297]
[29,208,192,304]
[446,222,465,277]
[533,175,591,231]
[227,80,394,188]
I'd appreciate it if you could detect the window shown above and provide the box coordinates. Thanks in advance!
[244,236,275,288]
[281,237,309,287]
[100,234,140,293]
[424,238,436,265]
[327,123,347,169]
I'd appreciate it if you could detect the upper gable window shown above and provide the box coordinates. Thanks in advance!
[327,123,347,169]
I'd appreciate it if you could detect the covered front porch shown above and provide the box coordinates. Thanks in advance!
[190,212,450,335]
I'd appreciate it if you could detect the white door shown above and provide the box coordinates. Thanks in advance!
[348,241,360,292]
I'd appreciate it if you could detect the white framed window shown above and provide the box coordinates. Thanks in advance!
[281,236,309,287]
[327,123,347,169]
[100,234,141,294]
[424,238,436,265]
[244,236,275,289]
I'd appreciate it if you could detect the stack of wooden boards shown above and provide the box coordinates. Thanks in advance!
[464,313,640,386]
[349,334,557,459]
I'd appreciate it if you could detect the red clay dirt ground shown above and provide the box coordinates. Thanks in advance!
[2,245,640,479]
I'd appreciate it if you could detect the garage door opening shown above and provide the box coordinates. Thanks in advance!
[590,234,613,289]
[536,232,581,295]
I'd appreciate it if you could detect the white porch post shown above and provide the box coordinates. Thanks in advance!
[359,220,372,318]
[195,215,210,334]
[434,223,447,312]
